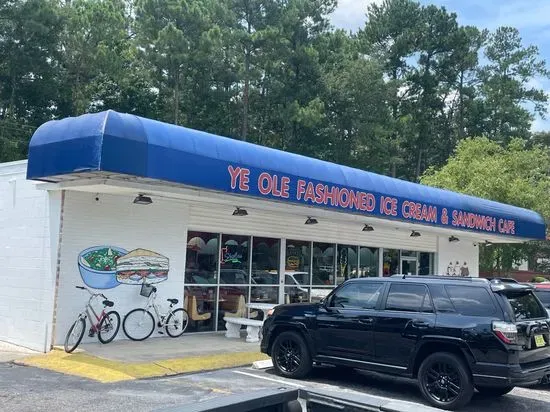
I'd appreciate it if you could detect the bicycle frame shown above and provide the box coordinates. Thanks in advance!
[141,290,173,326]
[77,290,107,332]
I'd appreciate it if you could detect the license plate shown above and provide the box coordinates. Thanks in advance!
[534,335,546,348]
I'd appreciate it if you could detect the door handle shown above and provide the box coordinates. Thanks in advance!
[411,320,429,329]
[357,318,374,325]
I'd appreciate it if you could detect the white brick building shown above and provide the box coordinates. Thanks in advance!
[0,111,545,351]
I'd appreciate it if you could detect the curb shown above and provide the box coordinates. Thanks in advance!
[15,349,269,383]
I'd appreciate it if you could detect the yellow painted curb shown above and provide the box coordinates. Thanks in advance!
[16,350,269,383]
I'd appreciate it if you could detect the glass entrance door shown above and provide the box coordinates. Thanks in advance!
[401,257,418,275]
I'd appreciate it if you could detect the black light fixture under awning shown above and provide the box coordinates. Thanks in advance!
[133,194,152,205]
[410,230,421,237]
[305,217,318,225]
[449,236,460,242]
[233,207,248,216]
[362,224,374,232]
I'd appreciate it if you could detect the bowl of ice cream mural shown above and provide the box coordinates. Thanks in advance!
[78,246,128,289]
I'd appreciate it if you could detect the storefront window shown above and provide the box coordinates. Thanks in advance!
[359,247,379,277]
[218,286,250,330]
[185,286,216,332]
[312,243,335,285]
[336,244,358,284]
[419,252,434,275]
[251,237,279,285]
[285,239,311,275]
[383,249,399,277]
[186,231,219,284]
[220,234,250,284]
[285,286,309,304]
[251,237,280,306]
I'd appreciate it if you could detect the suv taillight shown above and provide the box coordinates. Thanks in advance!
[492,321,518,344]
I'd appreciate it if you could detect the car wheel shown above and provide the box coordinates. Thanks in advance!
[418,352,474,410]
[475,385,514,396]
[272,331,312,379]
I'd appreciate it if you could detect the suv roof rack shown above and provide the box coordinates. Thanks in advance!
[391,274,488,282]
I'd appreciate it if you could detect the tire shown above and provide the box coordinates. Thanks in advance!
[123,309,155,341]
[475,385,514,397]
[64,318,86,353]
[271,331,312,379]
[418,352,474,410]
[165,308,189,337]
[98,310,121,344]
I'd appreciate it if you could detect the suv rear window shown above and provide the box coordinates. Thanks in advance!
[445,285,497,316]
[505,291,547,321]
[534,290,550,307]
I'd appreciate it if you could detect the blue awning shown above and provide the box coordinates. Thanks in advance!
[26,110,546,240]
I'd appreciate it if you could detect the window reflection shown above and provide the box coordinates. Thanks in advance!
[383,249,399,277]
[285,286,309,304]
[359,247,379,277]
[337,245,358,284]
[419,252,433,275]
[312,243,335,285]
[186,231,219,284]
[252,237,279,285]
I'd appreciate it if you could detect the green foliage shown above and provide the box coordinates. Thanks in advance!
[422,137,550,274]
[531,276,548,283]
[0,0,549,183]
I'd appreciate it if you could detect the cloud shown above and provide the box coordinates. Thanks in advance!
[330,0,382,32]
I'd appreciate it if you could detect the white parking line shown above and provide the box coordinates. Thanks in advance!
[232,370,305,388]
[234,369,443,410]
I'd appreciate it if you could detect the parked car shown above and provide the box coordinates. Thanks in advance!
[532,283,550,316]
[261,275,550,410]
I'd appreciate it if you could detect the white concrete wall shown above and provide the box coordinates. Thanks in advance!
[0,161,58,351]
[437,236,479,277]
[54,191,188,345]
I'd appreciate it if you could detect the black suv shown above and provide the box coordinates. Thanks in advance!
[260,276,550,410]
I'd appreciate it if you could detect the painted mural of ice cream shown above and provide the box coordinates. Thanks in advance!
[115,248,169,284]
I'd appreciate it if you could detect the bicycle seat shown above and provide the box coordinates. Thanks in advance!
[167,298,178,305]
[103,300,114,307]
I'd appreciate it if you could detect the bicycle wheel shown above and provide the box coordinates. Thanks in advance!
[64,318,85,353]
[123,309,155,341]
[98,310,121,344]
[165,308,189,337]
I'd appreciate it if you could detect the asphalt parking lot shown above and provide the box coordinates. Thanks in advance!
[1,361,550,411]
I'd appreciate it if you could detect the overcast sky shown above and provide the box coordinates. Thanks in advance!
[331,0,550,132]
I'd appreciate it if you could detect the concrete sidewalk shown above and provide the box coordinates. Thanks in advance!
[16,332,268,383]
[80,332,259,362]
[0,340,38,363]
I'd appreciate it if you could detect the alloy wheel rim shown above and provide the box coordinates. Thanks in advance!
[424,361,462,403]
[276,339,301,373]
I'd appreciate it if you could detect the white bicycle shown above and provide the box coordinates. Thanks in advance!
[122,283,189,341]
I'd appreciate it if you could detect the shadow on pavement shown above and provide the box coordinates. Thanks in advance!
[263,366,550,411]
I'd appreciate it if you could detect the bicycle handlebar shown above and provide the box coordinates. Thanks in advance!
[76,286,108,300]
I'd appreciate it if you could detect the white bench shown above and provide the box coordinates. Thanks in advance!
[223,317,263,343]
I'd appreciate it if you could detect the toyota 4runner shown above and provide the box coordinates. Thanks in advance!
[260,276,550,410]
